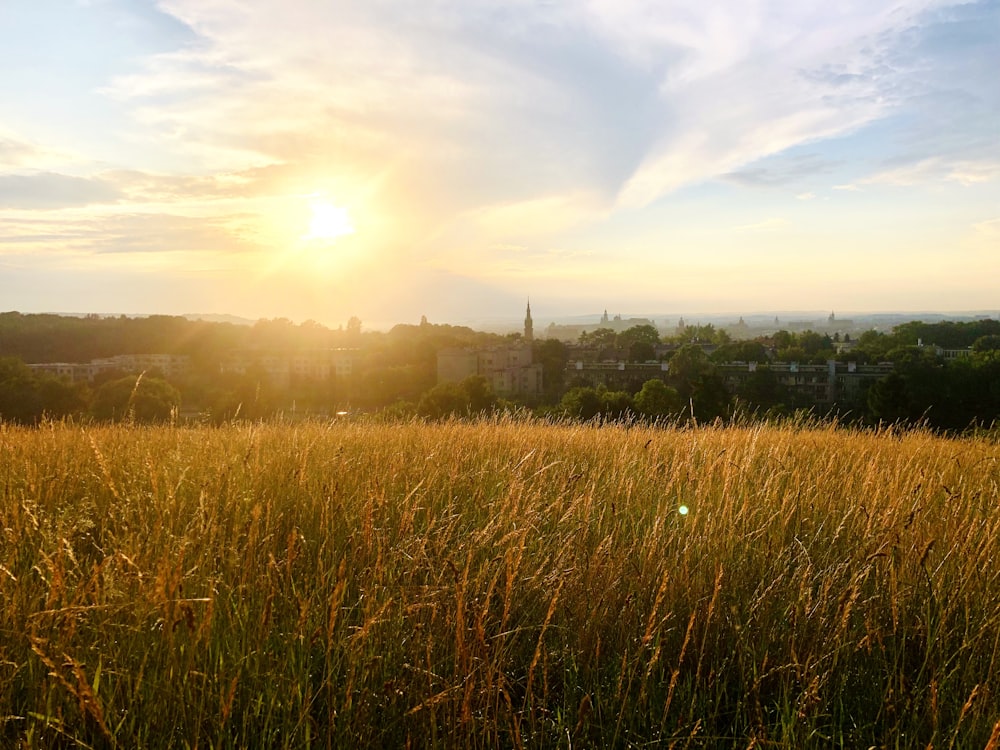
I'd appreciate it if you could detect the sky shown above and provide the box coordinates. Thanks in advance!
[1,0,998,327]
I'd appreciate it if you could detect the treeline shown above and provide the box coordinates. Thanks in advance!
[2,312,1000,431]
[0,313,519,424]
[0,312,505,365]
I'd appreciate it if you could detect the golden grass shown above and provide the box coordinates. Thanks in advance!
[2,417,999,747]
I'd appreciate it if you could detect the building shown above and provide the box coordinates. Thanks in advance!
[27,354,191,383]
[544,309,659,342]
[220,349,355,388]
[436,302,544,397]
[565,358,894,406]
[717,361,894,405]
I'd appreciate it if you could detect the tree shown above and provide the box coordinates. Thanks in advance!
[972,335,1000,353]
[776,346,807,363]
[634,379,681,419]
[91,375,181,423]
[771,330,794,350]
[867,373,910,423]
[600,389,635,420]
[798,330,831,356]
[578,328,617,350]
[691,374,732,422]
[416,376,496,420]
[345,316,363,346]
[627,341,656,362]
[618,324,660,349]
[560,387,603,420]
[737,368,790,414]
[711,340,767,364]
[461,375,496,414]
[0,358,84,424]
[417,382,468,420]
[667,344,713,399]
[532,338,569,401]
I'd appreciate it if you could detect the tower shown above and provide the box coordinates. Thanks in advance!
[524,300,534,342]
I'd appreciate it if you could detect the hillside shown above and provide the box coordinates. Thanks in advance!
[3,419,999,747]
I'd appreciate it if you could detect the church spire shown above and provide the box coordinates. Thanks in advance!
[524,299,534,342]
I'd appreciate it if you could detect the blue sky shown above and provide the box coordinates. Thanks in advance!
[0,0,997,326]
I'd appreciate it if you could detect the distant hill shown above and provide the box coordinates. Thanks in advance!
[182,313,256,325]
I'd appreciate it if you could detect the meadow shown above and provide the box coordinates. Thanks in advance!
[2,418,1000,748]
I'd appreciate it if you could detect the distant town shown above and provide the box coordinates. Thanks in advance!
[1,305,999,431]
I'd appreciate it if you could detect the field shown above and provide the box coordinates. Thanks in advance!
[2,418,1000,748]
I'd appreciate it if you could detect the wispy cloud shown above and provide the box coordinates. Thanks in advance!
[0,135,42,168]
[613,0,978,206]
[0,210,259,257]
[0,172,120,209]
[864,158,1000,187]
[725,154,838,188]
[1,0,997,319]
[98,0,997,216]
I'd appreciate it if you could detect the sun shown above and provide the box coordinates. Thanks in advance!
[305,200,355,241]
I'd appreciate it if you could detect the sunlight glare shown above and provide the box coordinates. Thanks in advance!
[305,201,355,241]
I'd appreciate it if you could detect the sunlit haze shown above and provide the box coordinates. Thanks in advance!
[1,1,997,326]
[305,202,355,243]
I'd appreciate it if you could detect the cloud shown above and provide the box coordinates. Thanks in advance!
[970,218,1000,246]
[608,0,992,205]
[0,172,120,209]
[0,211,258,256]
[725,153,838,188]
[863,158,1000,187]
[0,135,42,167]
[101,0,995,216]
[0,132,82,172]
[4,0,997,323]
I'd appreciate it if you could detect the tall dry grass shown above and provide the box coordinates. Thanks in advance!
[1,417,999,747]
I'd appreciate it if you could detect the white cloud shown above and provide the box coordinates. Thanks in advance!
[864,158,1000,187]
[0,172,120,209]
[100,0,993,213]
[611,0,971,206]
[4,0,998,320]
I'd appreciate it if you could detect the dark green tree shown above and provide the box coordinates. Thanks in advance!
[667,344,713,399]
[416,376,496,420]
[627,341,656,362]
[578,328,618,350]
[972,335,1000,354]
[417,383,469,420]
[634,379,682,419]
[559,387,603,420]
[532,338,569,402]
[866,373,911,423]
[618,324,660,348]
[0,358,84,424]
[599,389,635,420]
[91,375,181,423]
[691,374,732,422]
[737,367,790,414]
